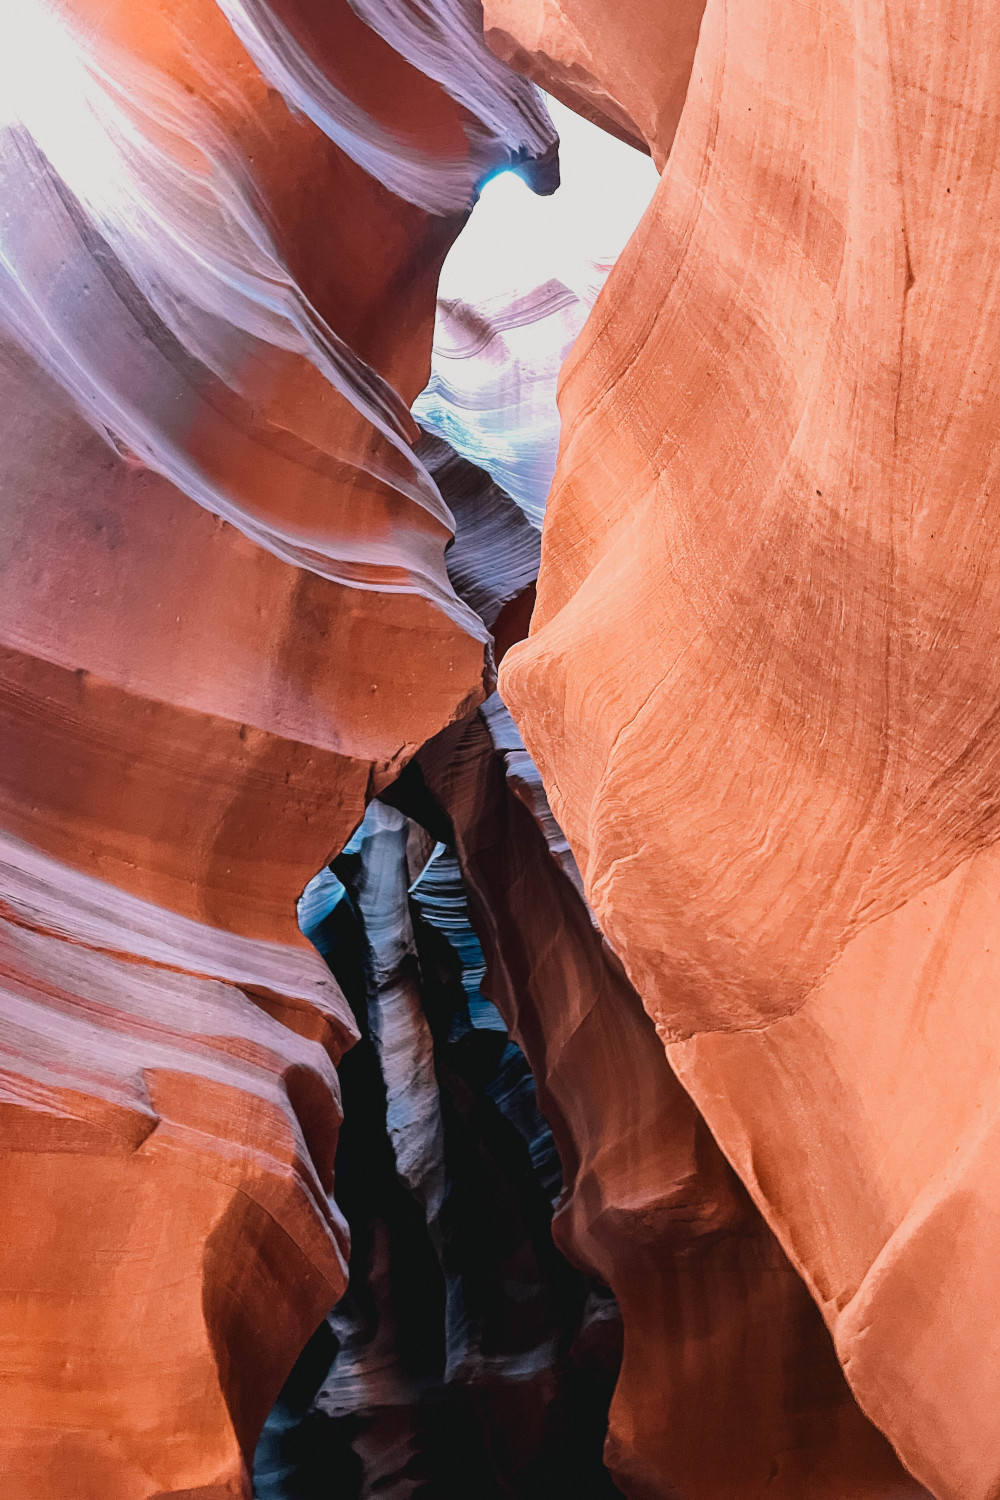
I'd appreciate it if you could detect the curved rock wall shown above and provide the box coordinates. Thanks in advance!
[4,0,994,1491]
[484,0,706,162]
[496,0,1000,1493]
[0,3,554,1493]
[0,826,354,1500]
[397,701,926,1499]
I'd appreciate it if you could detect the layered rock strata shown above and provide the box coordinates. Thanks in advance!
[495,0,1000,1493]
[0,830,355,1500]
[415,282,595,528]
[0,2,555,1493]
[0,0,552,620]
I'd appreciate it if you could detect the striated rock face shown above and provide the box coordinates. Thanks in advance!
[0,827,355,1500]
[415,282,590,529]
[0,341,487,939]
[0,0,553,622]
[391,701,925,1499]
[4,0,992,1489]
[0,2,556,1494]
[256,799,622,1498]
[497,0,1000,1494]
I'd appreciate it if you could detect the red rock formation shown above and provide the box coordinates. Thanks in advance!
[401,701,927,1499]
[0,2,555,1492]
[0,343,486,934]
[497,1,1000,1494]
[0,831,354,1500]
[0,0,548,620]
[9,0,992,1488]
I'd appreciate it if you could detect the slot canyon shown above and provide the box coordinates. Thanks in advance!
[0,1,997,1497]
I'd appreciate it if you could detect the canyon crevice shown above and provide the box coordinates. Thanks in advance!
[0,0,995,1496]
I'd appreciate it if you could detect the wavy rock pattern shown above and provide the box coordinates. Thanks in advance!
[257,800,620,1498]
[0,0,554,619]
[0,829,354,1500]
[414,96,658,530]
[497,1,1000,1494]
[4,0,989,1490]
[0,335,373,1499]
[342,0,558,203]
[417,431,540,633]
[0,2,554,1493]
[415,281,593,528]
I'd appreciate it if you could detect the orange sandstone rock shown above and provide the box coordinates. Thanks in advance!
[0,1,553,1491]
[0,337,480,1495]
[0,344,486,938]
[403,703,927,1499]
[484,0,706,164]
[499,0,1000,1494]
[0,856,354,1500]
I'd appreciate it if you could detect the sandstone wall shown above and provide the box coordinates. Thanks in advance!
[497,0,1000,1492]
[0,3,553,1491]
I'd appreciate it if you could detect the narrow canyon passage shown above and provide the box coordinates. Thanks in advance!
[1,2,998,1498]
[255,688,926,1497]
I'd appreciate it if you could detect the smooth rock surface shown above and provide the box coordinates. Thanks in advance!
[498,1,1000,1493]
[484,0,706,164]
[397,702,925,1498]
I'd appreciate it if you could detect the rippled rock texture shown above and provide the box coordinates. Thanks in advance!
[3,0,993,1493]
[0,825,356,1500]
[0,2,555,1494]
[496,0,1000,1495]
[255,799,622,1498]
